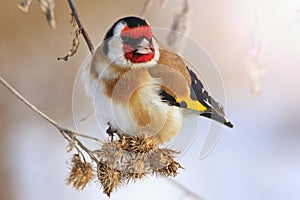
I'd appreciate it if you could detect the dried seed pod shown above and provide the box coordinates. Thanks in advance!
[94,141,123,167]
[118,134,157,153]
[65,133,183,197]
[66,154,94,190]
[122,153,147,182]
[148,148,183,177]
[97,162,122,197]
[155,161,184,177]
[148,148,179,171]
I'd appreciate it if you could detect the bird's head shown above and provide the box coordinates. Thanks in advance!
[103,16,160,67]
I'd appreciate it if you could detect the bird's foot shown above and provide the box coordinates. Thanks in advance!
[106,122,118,142]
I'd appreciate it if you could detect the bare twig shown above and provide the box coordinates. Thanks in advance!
[167,178,205,200]
[0,75,99,162]
[167,0,191,51]
[141,0,154,18]
[79,112,94,123]
[0,75,61,130]
[67,0,94,53]
[58,18,80,61]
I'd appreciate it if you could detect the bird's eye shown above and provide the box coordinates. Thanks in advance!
[122,36,129,42]
[121,36,139,48]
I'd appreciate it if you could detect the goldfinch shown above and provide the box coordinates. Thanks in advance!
[82,16,233,144]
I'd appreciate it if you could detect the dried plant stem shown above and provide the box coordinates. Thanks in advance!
[141,0,154,18]
[0,75,99,162]
[67,0,94,53]
[61,129,99,162]
[0,76,60,130]
[167,178,205,200]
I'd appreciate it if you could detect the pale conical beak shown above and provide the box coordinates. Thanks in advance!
[136,38,153,54]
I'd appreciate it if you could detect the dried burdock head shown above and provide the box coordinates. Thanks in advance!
[148,148,183,176]
[122,153,148,182]
[117,133,157,153]
[155,160,183,177]
[97,162,122,197]
[65,133,183,196]
[94,141,123,168]
[66,154,94,190]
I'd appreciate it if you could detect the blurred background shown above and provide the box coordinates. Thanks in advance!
[1,0,300,199]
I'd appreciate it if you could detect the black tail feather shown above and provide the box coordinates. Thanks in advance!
[200,112,233,128]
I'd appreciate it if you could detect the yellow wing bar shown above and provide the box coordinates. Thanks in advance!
[175,97,207,112]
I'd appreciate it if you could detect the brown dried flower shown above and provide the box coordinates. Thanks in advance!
[122,153,147,182]
[118,133,157,153]
[97,162,122,197]
[65,133,183,197]
[156,160,183,177]
[66,154,94,190]
[93,134,183,196]
[94,141,123,167]
[148,148,183,176]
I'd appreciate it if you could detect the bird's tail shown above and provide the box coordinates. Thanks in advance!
[200,111,233,128]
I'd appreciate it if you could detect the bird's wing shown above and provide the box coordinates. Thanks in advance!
[148,48,233,128]
[149,48,209,112]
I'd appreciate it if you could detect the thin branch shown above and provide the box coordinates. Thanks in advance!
[0,75,99,163]
[167,178,205,200]
[141,0,154,18]
[72,131,101,142]
[0,75,62,130]
[62,129,99,162]
[67,0,94,53]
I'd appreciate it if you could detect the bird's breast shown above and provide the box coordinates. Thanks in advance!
[100,67,172,136]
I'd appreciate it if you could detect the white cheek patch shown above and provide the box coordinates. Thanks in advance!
[107,37,131,67]
[113,22,126,36]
